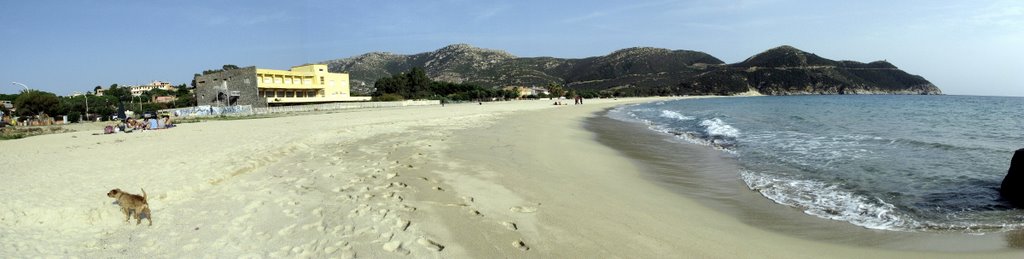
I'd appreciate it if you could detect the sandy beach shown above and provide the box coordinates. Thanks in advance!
[1,98,1021,258]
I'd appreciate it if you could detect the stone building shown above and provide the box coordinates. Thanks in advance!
[193,64,369,107]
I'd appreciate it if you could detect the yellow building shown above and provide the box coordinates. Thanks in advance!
[195,64,369,107]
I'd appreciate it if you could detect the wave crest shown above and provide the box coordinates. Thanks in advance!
[740,170,916,230]
[659,110,695,121]
[700,118,739,138]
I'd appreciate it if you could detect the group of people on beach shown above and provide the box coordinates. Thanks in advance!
[101,115,175,134]
[553,96,585,106]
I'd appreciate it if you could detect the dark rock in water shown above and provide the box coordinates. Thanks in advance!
[1000,148,1024,206]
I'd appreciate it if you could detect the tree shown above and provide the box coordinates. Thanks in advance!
[547,83,565,98]
[173,94,196,107]
[13,90,59,116]
[502,89,519,100]
[222,64,240,70]
[406,67,431,99]
[93,85,102,95]
[105,84,130,102]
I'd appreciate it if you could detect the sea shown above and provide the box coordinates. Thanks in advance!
[610,95,1024,232]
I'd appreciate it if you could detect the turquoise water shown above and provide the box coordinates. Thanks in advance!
[614,95,1024,231]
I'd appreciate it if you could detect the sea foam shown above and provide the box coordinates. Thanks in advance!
[700,118,739,138]
[739,170,915,230]
[659,110,695,121]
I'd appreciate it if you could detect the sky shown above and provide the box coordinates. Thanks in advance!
[0,0,1021,96]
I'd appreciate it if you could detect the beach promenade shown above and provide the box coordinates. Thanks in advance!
[0,98,1018,258]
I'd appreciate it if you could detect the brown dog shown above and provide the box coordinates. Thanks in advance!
[106,188,152,226]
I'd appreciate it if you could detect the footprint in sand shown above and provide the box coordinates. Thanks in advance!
[395,218,411,231]
[374,209,391,222]
[417,238,445,252]
[382,241,409,255]
[278,224,297,235]
[509,206,537,213]
[283,209,299,218]
[501,221,518,231]
[244,201,264,213]
[513,240,530,251]
[339,250,356,259]
[324,246,339,254]
[378,232,395,242]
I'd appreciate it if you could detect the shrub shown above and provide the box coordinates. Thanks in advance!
[374,93,405,102]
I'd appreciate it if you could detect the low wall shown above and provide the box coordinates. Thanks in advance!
[164,105,255,117]
[162,100,440,118]
[252,100,439,114]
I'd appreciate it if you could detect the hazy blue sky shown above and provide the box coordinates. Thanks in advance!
[1,0,1021,96]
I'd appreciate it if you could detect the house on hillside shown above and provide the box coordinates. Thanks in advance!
[193,64,370,107]
[503,86,551,98]
[130,81,177,96]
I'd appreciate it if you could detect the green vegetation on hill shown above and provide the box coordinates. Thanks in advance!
[372,67,518,101]
[325,44,941,96]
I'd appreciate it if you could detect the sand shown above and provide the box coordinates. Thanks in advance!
[0,98,1020,258]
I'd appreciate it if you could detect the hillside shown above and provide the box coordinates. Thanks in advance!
[323,44,941,96]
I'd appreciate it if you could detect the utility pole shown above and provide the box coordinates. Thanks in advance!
[75,92,89,122]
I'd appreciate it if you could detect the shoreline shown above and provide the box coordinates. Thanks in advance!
[1,97,1021,257]
[439,97,1021,257]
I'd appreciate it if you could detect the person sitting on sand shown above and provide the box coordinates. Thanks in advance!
[161,115,175,128]
[126,118,139,130]
[147,117,158,130]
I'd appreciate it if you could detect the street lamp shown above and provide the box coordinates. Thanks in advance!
[135,95,142,113]
[10,82,30,91]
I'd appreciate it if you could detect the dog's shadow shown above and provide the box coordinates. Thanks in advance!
[109,200,152,220]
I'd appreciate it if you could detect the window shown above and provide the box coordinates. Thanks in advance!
[296,90,305,98]
[320,77,324,85]
[285,91,294,97]
[304,78,312,84]
[263,77,271,83]
[308,90,317,97]
[286,78,292,84]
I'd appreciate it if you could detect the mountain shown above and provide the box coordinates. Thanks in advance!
[323,44,941,96]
